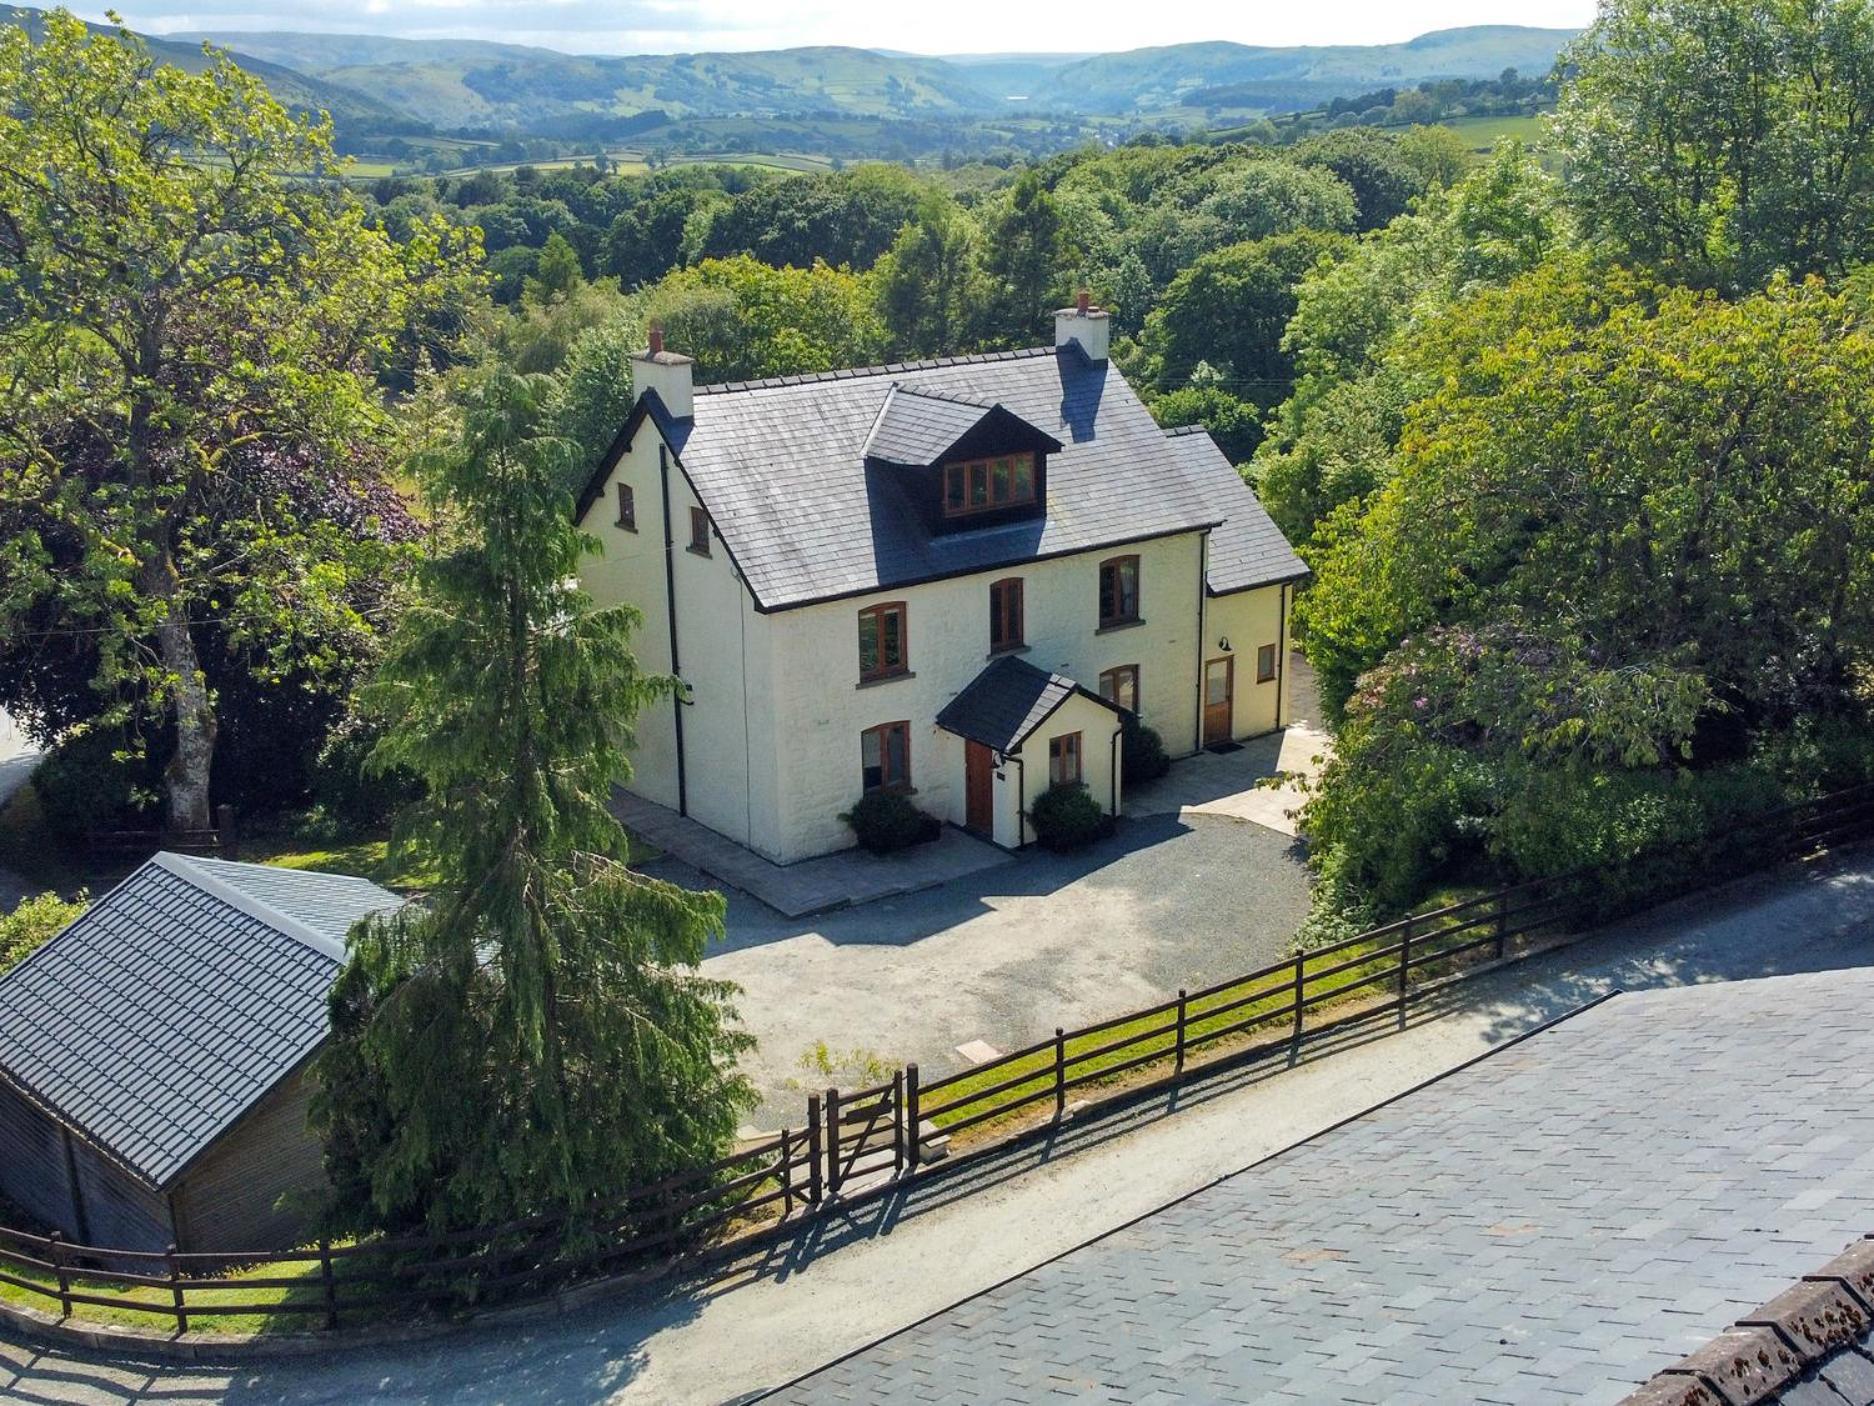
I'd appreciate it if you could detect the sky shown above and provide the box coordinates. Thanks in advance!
[79,0,1598,57]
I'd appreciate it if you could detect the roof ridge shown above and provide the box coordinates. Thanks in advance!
[152,853,349,962]
[1162,423,1214,438]
[892,383,998,409]
[695,345,1058,396]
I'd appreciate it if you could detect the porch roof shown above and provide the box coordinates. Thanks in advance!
[935,655,1124,755]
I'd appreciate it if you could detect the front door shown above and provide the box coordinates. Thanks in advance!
[965,741,995,835]
[1203,656,1235,746]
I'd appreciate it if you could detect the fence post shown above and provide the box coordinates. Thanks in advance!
[891,1069,906,1176]
[48,1231,70,1318]
[1496,890,1509,959]
[166,1242,188,1335]
[905,1064,921,1172]
[319,1238,337,1330]
[1398,915,1413,1013]
[1174,990,1188,1077]
[824,1086,841,1198]
[806,1095,823,1206]
[779,1130,794,1218]
[1053,1028,1067,1120]
[1292,954,1305,1042]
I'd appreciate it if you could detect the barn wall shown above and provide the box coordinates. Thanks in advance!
[172,1069,326,1254]
[0,1078,76,1234]
[70,1141,169,1253]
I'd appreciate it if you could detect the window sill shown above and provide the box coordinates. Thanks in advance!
[856,670,916,690]
[864,785,919,798]
[987,644,1030,659]
[617,521,639,533]
[1095,618,1145,635]
[686,544,712,558]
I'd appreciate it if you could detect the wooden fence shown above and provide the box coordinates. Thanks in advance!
[3,782,1871,1336]
[86,804,239,859]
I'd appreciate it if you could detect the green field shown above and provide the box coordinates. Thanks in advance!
[1443,113,1549,150]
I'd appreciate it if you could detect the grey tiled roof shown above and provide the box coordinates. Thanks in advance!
[934,655,1122,754]
[0,853,402,1189]
[771,969,1874,1406]
[1162,424,1310,594]
[861,385,997,466]
[667,346,1226,611]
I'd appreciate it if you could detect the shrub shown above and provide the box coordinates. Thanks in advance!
[840,790,942,855]
[313,707,425,832]
[30,730,155,842]
[0,891,87,974]
[1121,715,1171,785]
[1028,782,1113,851]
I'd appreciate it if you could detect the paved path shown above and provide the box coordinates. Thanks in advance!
[688,814,1310,1124]
[1125,725,1330,837]
[4,852,1871,1406]
[612,789,1012,919]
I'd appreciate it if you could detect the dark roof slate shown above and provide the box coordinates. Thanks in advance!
[934,654,1122,754]
[655,346,1225,610]
[0,853,401,1189]
[1160,425,1310,594]
[862,385,996,466]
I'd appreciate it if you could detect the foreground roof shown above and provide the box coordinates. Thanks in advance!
[934,654,1124,754]
[770,969,1874,1405]
[1161,424,1310,594]
[637,346,1225,611]
[0,853,402,1190]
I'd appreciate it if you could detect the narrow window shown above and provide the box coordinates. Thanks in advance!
[989,578,1025,653]
[1098,555,1140,628]
[1049,731,1083,786]
[968,461,989,508]
[616,482,637,532]
[945,464,966,513]
[689,505,711,556]
[861,721,912,792]
[1100,665,1140,714]
[1257,643,1279,684]
[858,602,909,682]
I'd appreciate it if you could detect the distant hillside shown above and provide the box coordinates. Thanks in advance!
[1031,27,1578,113]
[149,20,1574,131]
[0,6,403,130]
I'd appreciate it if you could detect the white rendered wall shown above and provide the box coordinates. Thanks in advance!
[1203,583,1292,739]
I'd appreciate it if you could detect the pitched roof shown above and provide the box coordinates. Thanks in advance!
[862,385,992,465]
[0,853,402,1190]
[1160,425,1310,594]
[934,654,1123,754]
[611,345,1227,611]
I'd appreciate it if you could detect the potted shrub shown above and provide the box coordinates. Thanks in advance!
[840,790,943,855]
[1027,782,1114,851]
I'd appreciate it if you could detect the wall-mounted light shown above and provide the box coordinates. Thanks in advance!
[1218,637,1233,653]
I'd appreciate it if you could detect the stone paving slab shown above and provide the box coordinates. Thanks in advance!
[610,787,1012,918]
[1124,724,1331,837]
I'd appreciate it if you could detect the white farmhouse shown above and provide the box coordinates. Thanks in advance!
[575,299,1308,864]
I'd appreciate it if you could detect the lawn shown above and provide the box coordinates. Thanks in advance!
[1444,113,1551,152]
[0,1241,332,1334]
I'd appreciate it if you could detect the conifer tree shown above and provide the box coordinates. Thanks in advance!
[313,368,754,1234]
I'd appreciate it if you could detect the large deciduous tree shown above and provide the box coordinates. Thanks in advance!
[0,12,478,828]
[312,368,753,1234]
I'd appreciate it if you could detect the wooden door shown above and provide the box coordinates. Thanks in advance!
[1203,656,1235,746]
[965,741,995,834]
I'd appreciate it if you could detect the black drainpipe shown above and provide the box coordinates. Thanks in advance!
[659,444,688,817]
[1109,725,1123,814]
[1275,583,1289,729]
[59,1123,91,1243]
[1193,534,1210,751]
[1010,752,1026,847]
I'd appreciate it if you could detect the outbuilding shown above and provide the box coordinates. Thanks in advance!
[0,852,401,1253]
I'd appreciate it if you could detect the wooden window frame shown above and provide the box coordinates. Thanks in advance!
[1256,643,1279,684]
[1048,731,1084,787]
[943,452,1038,520]
[616,482,637,532]
[861,720,913,793]
[989,577,1025,653]
[857,601,910,683]
[1098,554,1141,629]
[1099,664,1140,714]
[688,505,711,556]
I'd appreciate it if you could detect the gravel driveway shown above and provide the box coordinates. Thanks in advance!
[660,813,1312,1125]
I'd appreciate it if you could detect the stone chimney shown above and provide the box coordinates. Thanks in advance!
[633,323,695,419]
[1054,289,1110,363]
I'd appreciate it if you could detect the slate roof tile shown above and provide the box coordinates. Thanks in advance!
[934,654,1124,754]
[0,853,401,1189]
[1159,425,1310,594]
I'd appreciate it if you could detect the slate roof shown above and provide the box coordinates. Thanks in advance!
[635,346,1228,611]
[861,385,998,466]
[933,654,1124,754]
[1161,423,1310,594]
[0,853,402,1190]
[771,970,1874,1406]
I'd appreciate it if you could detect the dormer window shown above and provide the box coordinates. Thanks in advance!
[943,453,1036,519]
